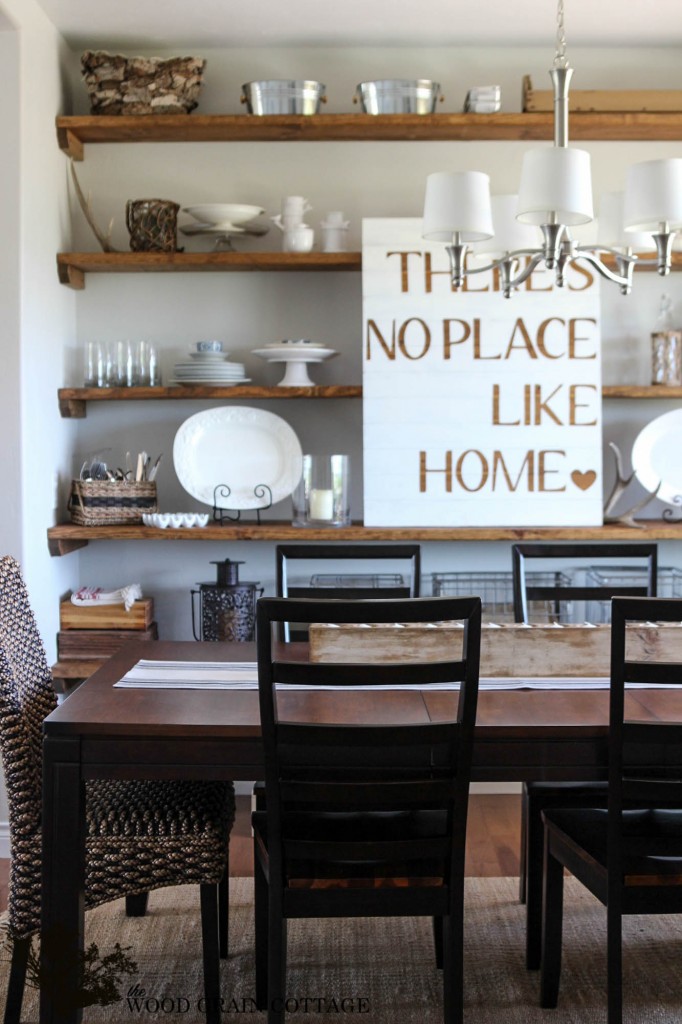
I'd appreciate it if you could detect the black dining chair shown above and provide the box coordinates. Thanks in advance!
[252,594,481,1024]
[275,543,421,640]
[540,595,682,1023]
[512,541,658,969]
[0,555,235,1024]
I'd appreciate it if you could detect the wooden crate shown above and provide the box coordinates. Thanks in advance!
[309,621,682,677]
[59,597,154,630]
[522,75,682,113]
[51,659,107,693]
[57,622,158,659]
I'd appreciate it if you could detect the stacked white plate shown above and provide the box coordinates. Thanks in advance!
[171,351,250,386]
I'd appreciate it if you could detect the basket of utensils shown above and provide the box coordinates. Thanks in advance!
[68,479,158,526]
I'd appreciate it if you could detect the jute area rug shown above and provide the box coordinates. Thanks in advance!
[1,877,680,1023]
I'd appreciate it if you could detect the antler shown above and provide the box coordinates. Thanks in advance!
[603,441,660,527]
[69,159,118,253]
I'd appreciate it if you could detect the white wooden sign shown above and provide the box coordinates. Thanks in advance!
[362,218,603,527]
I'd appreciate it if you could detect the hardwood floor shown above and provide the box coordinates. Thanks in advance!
[0,794,522,912]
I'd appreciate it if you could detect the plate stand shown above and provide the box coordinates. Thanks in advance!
[212,483,273,524]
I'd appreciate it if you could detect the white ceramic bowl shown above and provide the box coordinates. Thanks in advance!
[183,204,264,228]
[142,512,209,528]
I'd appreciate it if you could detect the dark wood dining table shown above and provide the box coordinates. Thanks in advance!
[39,640,682,1024]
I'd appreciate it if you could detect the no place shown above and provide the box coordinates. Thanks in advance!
[366,316,598,362]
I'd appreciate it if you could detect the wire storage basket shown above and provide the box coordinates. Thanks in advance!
[584,566,682,623]
[309,573,405,588]
[430,570,574,623]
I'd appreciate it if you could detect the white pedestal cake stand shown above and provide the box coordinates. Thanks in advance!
[252,346,338,386]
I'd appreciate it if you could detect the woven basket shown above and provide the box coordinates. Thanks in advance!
[69,479,158,526]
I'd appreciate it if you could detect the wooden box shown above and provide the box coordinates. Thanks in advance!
[522,74,682,113]
[57,623,158,660]
[59,597,154,631]
[309,621,682,678]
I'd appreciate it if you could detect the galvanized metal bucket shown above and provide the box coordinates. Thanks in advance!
[241,80,326,115]
[354,79,442,114]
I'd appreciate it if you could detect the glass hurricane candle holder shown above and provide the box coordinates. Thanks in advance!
[292,454,350,527]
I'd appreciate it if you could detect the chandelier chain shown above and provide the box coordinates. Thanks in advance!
[553,0,569,68]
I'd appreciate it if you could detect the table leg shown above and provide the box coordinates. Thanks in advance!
[40,735,85,1024]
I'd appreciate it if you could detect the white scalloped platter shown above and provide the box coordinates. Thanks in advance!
[173,407,303,510]
[631,408,682,506]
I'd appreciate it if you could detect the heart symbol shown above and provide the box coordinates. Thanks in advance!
[571,469,597,491]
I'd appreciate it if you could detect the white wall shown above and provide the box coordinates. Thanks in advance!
[0,0,77,840]
[0,0,76,648]
[55,42,682,640]
[0,20,21,562]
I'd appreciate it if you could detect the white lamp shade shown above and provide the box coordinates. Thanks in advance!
[517,147,594,226]
[598,191,655,251]
[623,158,682,232]
[422,171,494,242]
[473,194,542,256]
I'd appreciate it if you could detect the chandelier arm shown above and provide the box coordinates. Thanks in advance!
[575,243,637,266]
[571,249,635,292]
[506,252,546,289]
[447,248,543,278]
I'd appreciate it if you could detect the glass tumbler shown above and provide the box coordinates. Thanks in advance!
[83,341,110,387]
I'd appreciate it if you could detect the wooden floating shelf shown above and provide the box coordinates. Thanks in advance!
[602,385,682,399]
[56,112,682,159]
[57,251,361,289]
[58,384,680,418]
[47,520,682,556]
[58,384,362,418]
[57,250,682,288]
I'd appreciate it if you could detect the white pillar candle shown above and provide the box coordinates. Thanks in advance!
[309,488,334,521]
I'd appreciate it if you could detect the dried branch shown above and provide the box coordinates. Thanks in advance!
[69,159,118,252]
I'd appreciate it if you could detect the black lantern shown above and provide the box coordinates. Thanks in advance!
[191,559,262,642]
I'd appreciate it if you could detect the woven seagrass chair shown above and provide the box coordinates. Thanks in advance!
[0,556,235,1024]
[253,595,481,1024]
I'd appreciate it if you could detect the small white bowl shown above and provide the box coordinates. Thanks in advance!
[143,512,209,528]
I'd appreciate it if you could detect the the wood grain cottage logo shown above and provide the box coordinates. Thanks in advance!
[361,219,602,528]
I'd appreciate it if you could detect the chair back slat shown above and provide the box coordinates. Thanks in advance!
[623,662,682,685]
[280,776,458,808]
[276,721,456,749]
[272,659,465,687]
[284,837,451,863]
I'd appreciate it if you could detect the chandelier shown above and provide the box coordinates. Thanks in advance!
[422,0,682,298]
